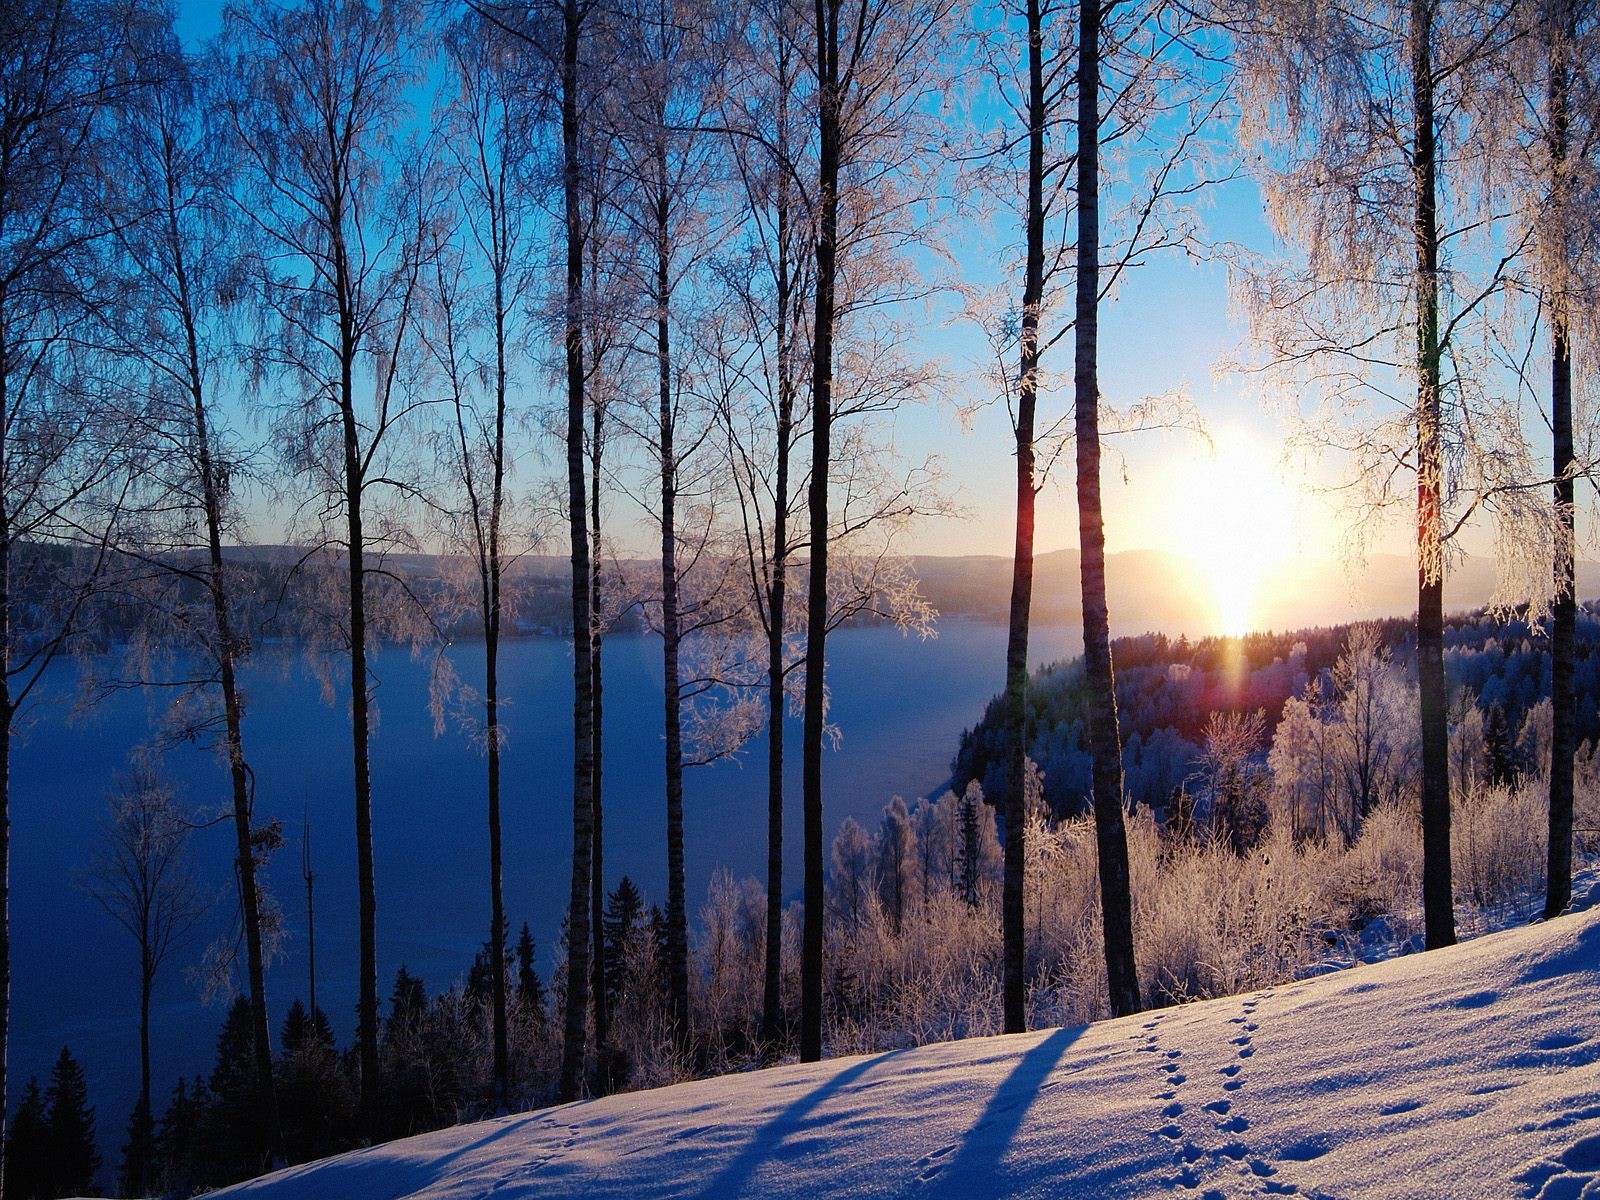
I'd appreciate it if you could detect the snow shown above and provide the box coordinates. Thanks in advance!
[216,907,1600,1199]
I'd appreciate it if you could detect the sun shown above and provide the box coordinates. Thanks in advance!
[1176,433,1298,637]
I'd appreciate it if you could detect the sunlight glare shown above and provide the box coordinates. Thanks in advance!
[1178,434,1297,637]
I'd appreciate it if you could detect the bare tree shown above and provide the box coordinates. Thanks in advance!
[219,0,435,1132]
[426,16,544,1111]
[466,0,607,1101]
[92,28,282,1157]
[1234,0,1536,950]
[80,767,204,1196]
[602,0,737,1054]
[799,0,956,1064]
[0,1,153,1183]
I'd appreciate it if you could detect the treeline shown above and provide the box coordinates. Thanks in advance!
[955,609,1600,818]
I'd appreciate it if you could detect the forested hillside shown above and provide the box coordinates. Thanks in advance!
[954,609,1600,821]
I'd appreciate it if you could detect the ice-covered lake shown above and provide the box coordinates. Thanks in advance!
[12,619,1086,1128]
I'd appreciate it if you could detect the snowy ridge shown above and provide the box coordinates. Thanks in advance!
[216,909,1600,1199]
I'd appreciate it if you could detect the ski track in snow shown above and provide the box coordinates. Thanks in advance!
[213,907,1600,1200]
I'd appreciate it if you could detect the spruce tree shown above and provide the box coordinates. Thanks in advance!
[603,877,644,1006]
[1485,703,1515,787]
[118,1095,155,1199]
[155,1076,208,1197]
[205,997,264,1186]
[276,1001,352,1165]
[44,1047,98,1199]
[515,924,546,1026]
[4,1077,47,1200]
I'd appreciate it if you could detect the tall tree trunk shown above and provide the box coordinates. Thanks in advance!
[0,686,9,1200]
[341,354,381,1134]
[304,806,316,1017]
[761,50,796,1060]
[485,213,512,1109]
[177,221,280,1156]
[657,177,691,1053]
[1002,0,1045,1037]
[486,616,508,1104]
[558,0,596,1103]
[1076,0,1142,1018]
[1545,0,1576,921]
[139,954,152,1134]
[1411,0,1455,950]
[801,0,841,1065]
[590,367,608,1063]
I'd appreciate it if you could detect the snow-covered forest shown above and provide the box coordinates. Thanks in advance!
[2,0,1598,1196]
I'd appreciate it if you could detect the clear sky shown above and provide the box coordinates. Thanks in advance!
[176,1,1560,637]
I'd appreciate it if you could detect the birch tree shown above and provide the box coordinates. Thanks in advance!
[219,0,434,1130]
[94,31,281,1158]
[0,2,152,1184]
[1234,0,1534,950]
[426,16,544,1108]
[797,0,956,1061]
[467,0,605,1101]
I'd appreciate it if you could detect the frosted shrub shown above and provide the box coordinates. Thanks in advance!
[1326,802,1423,941]
[1452,779,1546,915]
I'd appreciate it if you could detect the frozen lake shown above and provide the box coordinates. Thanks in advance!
[12,619,1087,1127]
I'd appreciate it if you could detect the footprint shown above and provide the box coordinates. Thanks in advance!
[1380,1098,1424,1116]
[1223,1080,1242,1092]
[1231,1036,1252,1047]
[1163,1101,1184,1117]
[1204,1100,1232,1115]
[1159,1123,1184,1141]
[1280,1136,1332,1162]
[1217,1116,1248,1134]
[1170,1073,1188,1085]
[1245,1023,1259,1032]
[1238,1047,1255,1059]
[1218,1064,1240,1077]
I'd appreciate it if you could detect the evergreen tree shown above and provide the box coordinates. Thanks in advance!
[204,996,266,1186]
[468,920,513,1005]
[44,1047,98,1199]
[118,1094,155,1199]
[387,966,427,1035]
[154,1076,208,1198]
[1484,702,1515,787]
[602,878,644,1006]
[957,789,984,909]
[276,1001,352,1166]
[4,1077,47,1200]
[515,924,546,1027]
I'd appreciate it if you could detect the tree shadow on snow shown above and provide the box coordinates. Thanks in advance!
[703,1046,916,1198]
[222,1113,548,1199]
[922,1025,1083,1197]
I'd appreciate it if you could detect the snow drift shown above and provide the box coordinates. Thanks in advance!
[216,907,1600,1199]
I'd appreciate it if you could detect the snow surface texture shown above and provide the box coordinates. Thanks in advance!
[217,908,1600,1199]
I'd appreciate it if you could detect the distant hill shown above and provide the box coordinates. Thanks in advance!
[202,544,1600,641]
[909,548,1600,634]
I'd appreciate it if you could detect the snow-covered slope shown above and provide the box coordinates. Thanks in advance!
[219,910,1600,1199]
